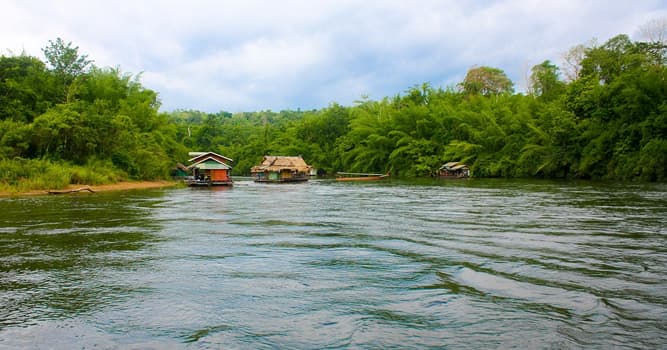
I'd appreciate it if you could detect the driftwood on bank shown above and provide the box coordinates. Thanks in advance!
[47,186,96,195]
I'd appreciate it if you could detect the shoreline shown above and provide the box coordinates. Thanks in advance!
[0,180,179,197]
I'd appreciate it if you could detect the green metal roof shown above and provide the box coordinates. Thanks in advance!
[191,160,231,170]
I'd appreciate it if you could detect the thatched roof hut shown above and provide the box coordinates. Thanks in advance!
[251,156,312,182]
[251,156,310,173]
[439,161,470,178]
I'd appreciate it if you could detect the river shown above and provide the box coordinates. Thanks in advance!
[0,179,665,349]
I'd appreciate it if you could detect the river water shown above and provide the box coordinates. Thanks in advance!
[0,179,665,349]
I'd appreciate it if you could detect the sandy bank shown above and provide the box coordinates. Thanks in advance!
[0,180,179,197]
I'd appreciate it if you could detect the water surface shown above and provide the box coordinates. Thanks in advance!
[1,179,665,349]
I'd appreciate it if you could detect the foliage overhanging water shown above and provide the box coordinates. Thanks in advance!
[1,179,666,349]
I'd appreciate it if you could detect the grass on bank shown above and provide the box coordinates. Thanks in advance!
[0,158,129,193]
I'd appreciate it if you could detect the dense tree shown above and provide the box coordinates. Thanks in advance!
[0,40,188,184]
[167,34,664,181]
[0,54,57,122]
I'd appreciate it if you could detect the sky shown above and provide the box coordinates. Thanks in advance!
[2,1,666,113]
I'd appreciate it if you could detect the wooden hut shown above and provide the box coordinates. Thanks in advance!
[251,156,312,183]
[185,152,233,186]
[439,161,470,179]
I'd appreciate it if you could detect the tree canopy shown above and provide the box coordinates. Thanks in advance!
[459,66,514,96]
[42,38,92,80]
[528,60,565,101]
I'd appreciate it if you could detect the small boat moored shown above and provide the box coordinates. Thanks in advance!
[335,172,390,181]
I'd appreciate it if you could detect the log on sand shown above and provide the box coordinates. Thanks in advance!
[47,186,96,195]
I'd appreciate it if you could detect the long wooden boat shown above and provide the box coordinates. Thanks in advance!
[335,172,389,181]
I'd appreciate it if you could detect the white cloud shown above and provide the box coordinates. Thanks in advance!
[1,0,666,111]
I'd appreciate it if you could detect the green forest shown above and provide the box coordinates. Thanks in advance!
[1,34,666,191]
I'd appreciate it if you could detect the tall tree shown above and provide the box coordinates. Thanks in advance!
[638,17,667,44]
[42,38,93,102]
[528,60,565,101]
[561,43,588,82]
[459,66,514,96]
[42,38,92,79]
[580,35,636,85]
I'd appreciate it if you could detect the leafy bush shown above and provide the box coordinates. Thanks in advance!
[0,158,128,193]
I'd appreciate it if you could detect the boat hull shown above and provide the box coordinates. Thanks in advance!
[335,172,389,181]
[437,175,469,180]
[254,177,309,183]
[185,179,233,186]
[335,176,387,181]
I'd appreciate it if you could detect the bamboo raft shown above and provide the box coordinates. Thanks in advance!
[335,172,390,181]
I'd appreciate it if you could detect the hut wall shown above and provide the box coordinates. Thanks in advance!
[211,169,228,181]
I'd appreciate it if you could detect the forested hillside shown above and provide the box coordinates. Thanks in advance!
[171,34,666,180]
[1,34,665,191]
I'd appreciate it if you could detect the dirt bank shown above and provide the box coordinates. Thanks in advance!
[0,180,179,197]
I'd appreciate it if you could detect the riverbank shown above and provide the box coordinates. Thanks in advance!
[0,180,179,197]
